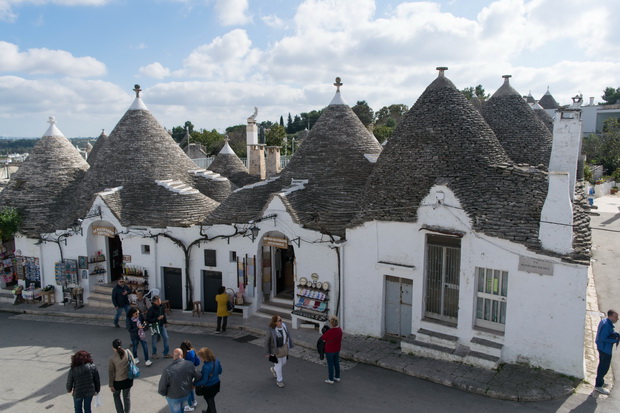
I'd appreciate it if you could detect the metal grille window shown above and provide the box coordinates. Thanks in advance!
[204,249,217,267]
[425,235,461,324]
[475,267,508,332]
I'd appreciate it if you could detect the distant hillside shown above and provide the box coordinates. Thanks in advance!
[0,137,96,154]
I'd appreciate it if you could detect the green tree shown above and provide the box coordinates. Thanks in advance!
[279,116,284,127]
[460,84,490,101]
[0,207,21,241]
[286,113,293,133]
[373,125,393,144]
[225,125,247,157]
[375,104,408,126]
[601,87,620,105]
[265,124,286,148]
[171,121,195,143]
[583,118,620,174]
[352,100,374,128]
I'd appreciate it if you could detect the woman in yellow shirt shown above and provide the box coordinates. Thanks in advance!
[215,287,230,334]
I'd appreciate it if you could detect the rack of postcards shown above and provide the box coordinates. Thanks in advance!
[292,275,330,322]
[55,259,82,307]
[15,256,41,287]
[0,247,16,288]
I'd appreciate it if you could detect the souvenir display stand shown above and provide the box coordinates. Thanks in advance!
[123,266,149,292]
[0,247,16,289]
[55,259,82,308]
[291,275,330,330]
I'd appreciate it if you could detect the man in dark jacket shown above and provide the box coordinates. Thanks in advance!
[111,279,131,328]
[147,295,170,359]
[158,348,200,413]
[595,309,620,394]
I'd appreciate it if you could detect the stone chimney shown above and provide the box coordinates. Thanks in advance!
[539,172,573,254]
[246,107,265,178]
[266,146,281,178]
[548,108,582,200]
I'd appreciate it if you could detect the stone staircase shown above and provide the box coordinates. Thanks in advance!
[87,283,115,308]
[401,328,502,369]
[256,297,293,325]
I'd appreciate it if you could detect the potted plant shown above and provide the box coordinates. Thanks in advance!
[612,186,619,195]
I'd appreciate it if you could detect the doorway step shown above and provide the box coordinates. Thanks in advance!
[255,296,292,324]
[86,283,115,308]
[401,328,501,369]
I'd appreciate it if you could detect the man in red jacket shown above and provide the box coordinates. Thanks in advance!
[320,315,343,384]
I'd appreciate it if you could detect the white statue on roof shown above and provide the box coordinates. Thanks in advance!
[247,107,258,124]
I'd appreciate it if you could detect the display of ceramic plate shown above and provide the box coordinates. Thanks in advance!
[316,281,323,290]
[299,277,307,286]
[322,282,330,291]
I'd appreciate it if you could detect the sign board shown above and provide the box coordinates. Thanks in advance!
[123,255,132,263]
[92,225,116,238]
[518,256,554,276]
[263,236,288,249]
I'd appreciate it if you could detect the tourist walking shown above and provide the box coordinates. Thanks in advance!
[214,287,229,334]
[595,309,620,394]
[158,348,201,413]
[108,339,134,413]
[126,307,152,366]
[112,279,131,328]
[195,347,223,413]
[66,350,101,413]
[135,289,151,315]
[265,314,293,388]
[147,295,171,359]
[181,340,200,411]
[320,315,343,384]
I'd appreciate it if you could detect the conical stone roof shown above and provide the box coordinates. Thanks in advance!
[539,88,560,109]
[76,87,225,227]
[87,129,107,166]
[482,76,553,167]
[207,140,260,188]
[0,117,89,236]
[354,69,549,250]
[532,101,554,133]
[207,78,383,237]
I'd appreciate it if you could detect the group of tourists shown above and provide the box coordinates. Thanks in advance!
[66,338,223,413]
[66,280,344,413]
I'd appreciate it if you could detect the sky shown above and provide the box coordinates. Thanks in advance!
[0,0,619,138]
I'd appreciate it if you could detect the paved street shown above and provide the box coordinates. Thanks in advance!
[0,312,572,413]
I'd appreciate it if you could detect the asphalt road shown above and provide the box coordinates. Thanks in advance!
[0,312,572,413]
[589,196,620,413]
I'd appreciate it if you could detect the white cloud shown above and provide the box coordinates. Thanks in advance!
[179,29,262,81]
[0,0,109,22]
[139,62,171,80]
[0,41,106,77]
[214,0,252,26]
[261,14,286,29]
[0,76,128,137]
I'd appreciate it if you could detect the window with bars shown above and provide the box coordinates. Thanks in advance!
[475,267,508,332]
[424,234,461,324]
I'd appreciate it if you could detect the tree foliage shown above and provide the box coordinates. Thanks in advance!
[601,87,620,105]
[583,118,620,174]
[224,125,247,157]
[352,100,374,128]
[265,124,286,147]
[171,121,195,143]
[460,84,490,101]
[0,207,21,241]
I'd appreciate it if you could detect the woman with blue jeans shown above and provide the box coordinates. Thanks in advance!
[319,315,343,384]
[66,350,101,413]
[127,307,152,366]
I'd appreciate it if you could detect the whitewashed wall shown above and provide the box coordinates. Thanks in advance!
[344,185,588,377]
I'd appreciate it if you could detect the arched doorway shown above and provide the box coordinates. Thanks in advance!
[260,234,295,300]
[108,234,123,282]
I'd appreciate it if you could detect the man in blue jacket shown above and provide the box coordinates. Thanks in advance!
[595,309,620,394]
[111,279,131,328]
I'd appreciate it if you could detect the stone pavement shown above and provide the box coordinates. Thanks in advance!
[1,290,592,403]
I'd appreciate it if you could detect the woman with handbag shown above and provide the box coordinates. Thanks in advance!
[66,350,100,413]
[265,314,293,388]
[214,286,229,334]
[320,315,343,384]
[194,347,222,413]
[108,339,134,413]
[181,340,200,411]
[127,307,152,366]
